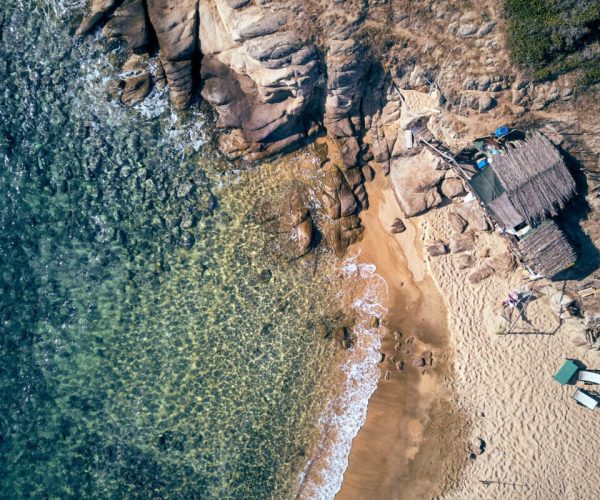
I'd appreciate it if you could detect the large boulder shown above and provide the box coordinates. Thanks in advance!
[147,0,198,109]
[441,177,466,199]
[453,201,490,231]
[200,0,319,159]
[390,151,445,217]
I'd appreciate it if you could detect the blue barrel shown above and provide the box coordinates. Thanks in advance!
[495,126,509,138]
[476,159,488,170]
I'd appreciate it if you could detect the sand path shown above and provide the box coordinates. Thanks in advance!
[337,155,600,499]
[336,173,467,500]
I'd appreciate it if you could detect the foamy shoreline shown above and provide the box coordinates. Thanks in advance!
[295,256,387,499]
[333,172,467,500]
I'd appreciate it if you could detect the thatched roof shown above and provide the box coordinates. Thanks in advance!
[492,132,576,225]
[517,221,576,277]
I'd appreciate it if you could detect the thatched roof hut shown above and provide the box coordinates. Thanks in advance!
[492,132,576,225]
[517,220,576,277]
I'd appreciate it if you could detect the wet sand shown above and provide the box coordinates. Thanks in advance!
[336,172,467,500]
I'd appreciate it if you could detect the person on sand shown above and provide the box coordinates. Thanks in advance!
[502,289,534,326]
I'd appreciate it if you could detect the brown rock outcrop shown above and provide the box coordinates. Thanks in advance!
[119,54,151,106]
[390,151,445,217]
[103,0,148,53]
[147,0,198,109]
[320,164,358,220]
[199,0,319,159]
[76,0,119,36]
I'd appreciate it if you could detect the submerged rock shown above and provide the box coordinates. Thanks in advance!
[181,232,195,249]
[258,269,272,283]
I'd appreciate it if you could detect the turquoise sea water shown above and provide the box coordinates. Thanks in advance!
[0,2,385,498]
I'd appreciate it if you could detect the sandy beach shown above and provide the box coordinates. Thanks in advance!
[424,203,600,499]
[338,157,600,499]
[337,172,468,499]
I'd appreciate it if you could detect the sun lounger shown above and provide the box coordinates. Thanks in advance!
[572,389,599,410]
[578,370,600,385]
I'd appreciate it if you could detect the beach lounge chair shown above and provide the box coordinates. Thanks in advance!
[553,359,580,385]
[572,389,599,410]
[578,370,600,385]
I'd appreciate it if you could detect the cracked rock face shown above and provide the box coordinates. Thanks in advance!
[199,0,320,160]
[75,0,380,162]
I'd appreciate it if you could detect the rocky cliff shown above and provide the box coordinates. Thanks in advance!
[77,0,600,256]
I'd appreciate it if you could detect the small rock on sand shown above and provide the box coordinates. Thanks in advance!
[470,437,486,455]
[385,370,392,381]
[456,253,474,270]
[450,232,475,254]
[412,357,426,367]
[427,241,448,257]
[449,212,467,233]
[468,265,495,284]
[391,218,406,234]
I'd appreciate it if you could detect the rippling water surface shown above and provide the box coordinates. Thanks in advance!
[0,2,383,498]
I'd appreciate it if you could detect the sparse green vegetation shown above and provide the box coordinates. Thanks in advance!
[505,0,600,86]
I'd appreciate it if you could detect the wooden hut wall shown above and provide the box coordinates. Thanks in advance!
[518,221,576,277]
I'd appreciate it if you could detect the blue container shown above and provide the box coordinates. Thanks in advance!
[476,159,488,170]
[495,126,509,138]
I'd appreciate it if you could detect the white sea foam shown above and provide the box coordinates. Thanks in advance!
[47,0,86,18]
[297,254,388,499]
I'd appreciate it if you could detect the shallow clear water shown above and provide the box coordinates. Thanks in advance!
[0,2,384,498]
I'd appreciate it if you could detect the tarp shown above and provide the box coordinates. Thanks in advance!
[489,193,524,229]
[468,165,506,204]
[554,359,580,385]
